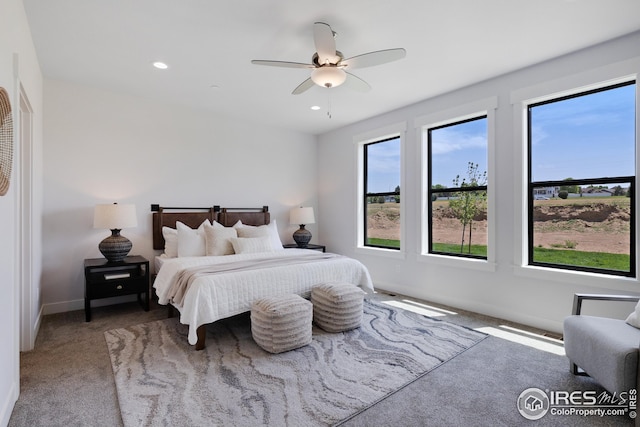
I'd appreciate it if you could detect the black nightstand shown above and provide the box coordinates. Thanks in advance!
[84,255,150,322]
[283,243,326,253]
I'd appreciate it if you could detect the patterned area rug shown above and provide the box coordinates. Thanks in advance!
[105,300,487,427]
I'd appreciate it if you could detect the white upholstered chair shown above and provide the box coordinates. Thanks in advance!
[563,293,640,395]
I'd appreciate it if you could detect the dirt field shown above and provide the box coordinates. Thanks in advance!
[367,198,631,254]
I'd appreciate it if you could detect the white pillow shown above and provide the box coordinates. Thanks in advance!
[162,226,178,258]
[204,222,237,256]
[234,220,284,251]
[626,300,640,328]
[176,220,210,257]
[229,236,274,254]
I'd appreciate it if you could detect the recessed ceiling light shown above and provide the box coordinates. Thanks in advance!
[153,62,168,70]
[310,105,321,111]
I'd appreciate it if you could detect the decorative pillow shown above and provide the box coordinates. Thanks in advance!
[229,236,274,254]
[162,226,178,258]
[176,220,210,257]
[625,300,640,328]
[204,222,237,256]
[234,220,284,251]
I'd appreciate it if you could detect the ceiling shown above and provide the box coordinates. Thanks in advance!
[23,0,640,136]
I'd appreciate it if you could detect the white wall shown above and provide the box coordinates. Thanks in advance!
[318,31,640,334]
[0,0,43,425]
[41,79,318,313]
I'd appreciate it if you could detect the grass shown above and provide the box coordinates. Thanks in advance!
[549,240,578,249]
[366,238,400,248]
[368,238,630,272]
[366,239,488,257]
[432,242,487,257]
[533,247,630,272]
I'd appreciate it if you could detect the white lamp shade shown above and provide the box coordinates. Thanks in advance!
[290,207,315,225]
[311,66,346,88]
[94,203,138,230]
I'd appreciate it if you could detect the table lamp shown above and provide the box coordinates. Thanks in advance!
[290,206,315,248]
[93,203,137,262]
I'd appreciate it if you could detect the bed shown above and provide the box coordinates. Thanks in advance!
[151,205,374,350]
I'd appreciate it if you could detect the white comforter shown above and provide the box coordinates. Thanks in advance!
[154,249,374,345]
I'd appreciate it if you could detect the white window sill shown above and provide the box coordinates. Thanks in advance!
[513,264,639,292]
[355,246,405,260]
[418,253,497,272]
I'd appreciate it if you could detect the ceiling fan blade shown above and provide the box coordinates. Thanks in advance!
[344,72,371,92]
[313,22,339,64]
[341,48,406,69]
[251,60,314,69]
[292,78,315,95]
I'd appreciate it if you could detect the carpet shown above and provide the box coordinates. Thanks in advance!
[104,300,487,426]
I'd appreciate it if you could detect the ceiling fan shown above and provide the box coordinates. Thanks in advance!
[251,22,406,95]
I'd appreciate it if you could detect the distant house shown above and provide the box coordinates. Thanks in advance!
[533,186,559,199]
[581,187,613,197]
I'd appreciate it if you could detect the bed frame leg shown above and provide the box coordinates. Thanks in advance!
[195,325,206,351]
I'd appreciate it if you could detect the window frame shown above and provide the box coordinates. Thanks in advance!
[415,97,497,271]
[526,81,636,277]
[510,58,640,288]
[427,115,489,260]
[363,136,402,250]
[354,122,406,258]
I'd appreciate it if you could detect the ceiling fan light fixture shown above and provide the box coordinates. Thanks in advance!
[152,61,168,69]
[311,66,346,88]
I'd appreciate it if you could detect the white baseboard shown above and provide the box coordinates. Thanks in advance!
[42,295,139,316]
[42,299,84,315]
[0,379,18,427]
[373,281,564,334]
[33,305,43,342]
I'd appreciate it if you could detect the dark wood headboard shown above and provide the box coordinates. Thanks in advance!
[151,204,270,250]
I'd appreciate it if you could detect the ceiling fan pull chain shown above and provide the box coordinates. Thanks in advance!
[327,90,332,119]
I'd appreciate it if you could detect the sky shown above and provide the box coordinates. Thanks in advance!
[366,137,401,193]
[366,82,636,193]
[430,117,487,187]
[530,83,635,182]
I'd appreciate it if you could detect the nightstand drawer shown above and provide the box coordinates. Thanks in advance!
[87,279,145,299]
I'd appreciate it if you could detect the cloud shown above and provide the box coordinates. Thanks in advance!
[368,139,400,174]
[430,127,487,156]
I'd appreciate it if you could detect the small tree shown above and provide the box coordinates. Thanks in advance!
[432,183,452,199]
[558,190,568,199]
[559,178,579,194]
[612,185,624,196]
[394,185,401,203]
[449,162,487,254]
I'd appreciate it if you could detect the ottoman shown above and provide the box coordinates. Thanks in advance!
[311,282,365,332]
[251,294,313,353]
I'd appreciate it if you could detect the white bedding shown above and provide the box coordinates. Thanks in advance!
[154,254,169,273]
[153,249,374,345]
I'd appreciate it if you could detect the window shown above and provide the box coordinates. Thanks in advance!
[528,81,636,277]
[427,116,488,259]
[363,136,401,249]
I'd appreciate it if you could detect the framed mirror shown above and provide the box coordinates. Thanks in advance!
[0,87,13,196]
